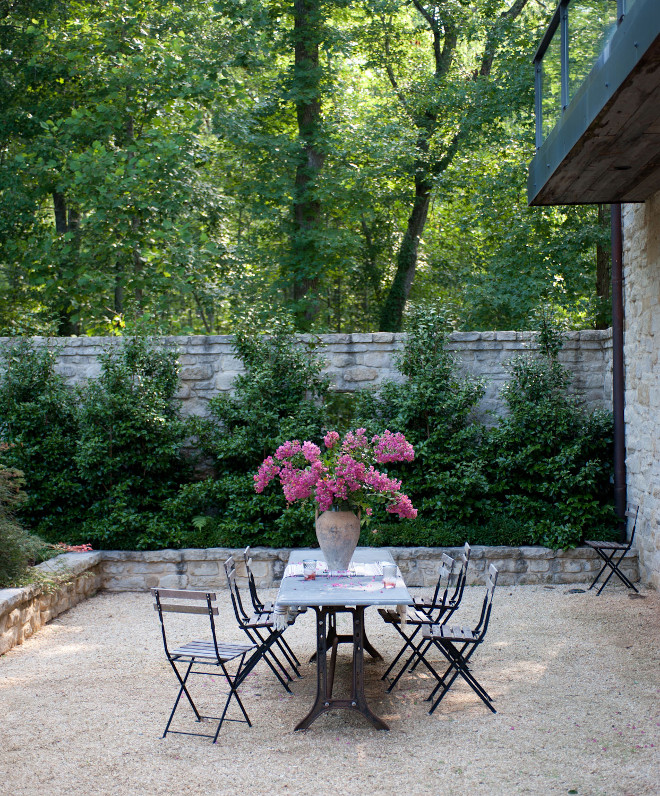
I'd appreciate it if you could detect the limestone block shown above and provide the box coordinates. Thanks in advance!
[331,354,356,367]
[188,576,223,589]
[343,366,378,382]
[528,560,551,572]
[487,558,526,573]
[215,372,240,391]
[188,561,220,576]
[0,627,20,655]
[132,562,180,575]
[104,576,149,591]
[157,574,188,589]
[372,333,395,343]
[180,364,213,381]
[219,355,243,371]
[363,352,393,368]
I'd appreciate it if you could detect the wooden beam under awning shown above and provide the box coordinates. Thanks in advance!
[528,2,660,206]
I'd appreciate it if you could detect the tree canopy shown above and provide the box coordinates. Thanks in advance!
[0,0,610,335]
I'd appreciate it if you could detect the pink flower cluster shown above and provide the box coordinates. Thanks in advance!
[254,429,417,520]
[373,430,415,464]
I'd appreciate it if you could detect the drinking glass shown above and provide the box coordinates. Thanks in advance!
[303,559,317,580]
[382,562,397,588]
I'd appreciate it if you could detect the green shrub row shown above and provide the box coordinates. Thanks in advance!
[0,309,617,551]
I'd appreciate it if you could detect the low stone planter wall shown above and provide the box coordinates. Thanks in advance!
[0,552,102,656]
[100,545,640,591]
[0,546,640,655]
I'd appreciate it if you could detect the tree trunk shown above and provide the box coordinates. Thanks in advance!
[52,191,79,336]
[289,0,325,327]
[379,169,432,332]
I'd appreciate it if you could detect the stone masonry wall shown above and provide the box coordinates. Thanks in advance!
[0,330,613,422]
[623,198,660,588]
[0,547,639,655]
[100,545,638,591]
[0,552,102,656]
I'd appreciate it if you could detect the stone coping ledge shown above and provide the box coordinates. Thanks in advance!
[0,552,102,615]
[98,545,639,591]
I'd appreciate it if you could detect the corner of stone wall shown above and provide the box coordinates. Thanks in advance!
[0,552,102,656]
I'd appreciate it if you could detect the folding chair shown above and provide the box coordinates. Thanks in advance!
[422,564,499,715]
[224,556,298,693]
[152,588,255,743]
[586,505,639,595]
[379,544,471,692]
[242,546,301,671]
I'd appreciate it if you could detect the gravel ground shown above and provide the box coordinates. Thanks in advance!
[1,583,658,796]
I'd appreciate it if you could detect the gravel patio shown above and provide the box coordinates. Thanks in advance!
[1,583,658,796]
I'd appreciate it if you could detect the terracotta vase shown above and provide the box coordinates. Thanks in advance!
[315,509,360,571]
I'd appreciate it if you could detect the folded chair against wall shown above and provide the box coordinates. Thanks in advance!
[585,505,639,595]
[224,556,298,693]
[422,564,499,715]
[242,546,301,672]
[153,588,256,743]
[379,544,471,692]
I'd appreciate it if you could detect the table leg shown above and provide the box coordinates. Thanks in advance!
[309,610,383,663]
[295,606,389,731]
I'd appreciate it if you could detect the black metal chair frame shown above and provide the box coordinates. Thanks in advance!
[422,564,499,716]
[380,543,471,692]
[224,556,298,693]
[153,588,258,743]
[586,506,639,595]
[241,546,301,671]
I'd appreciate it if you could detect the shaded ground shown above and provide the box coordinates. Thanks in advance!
[1,583,658,796]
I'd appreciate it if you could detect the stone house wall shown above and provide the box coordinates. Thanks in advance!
[623,198,660,588]
[0,330,614,423]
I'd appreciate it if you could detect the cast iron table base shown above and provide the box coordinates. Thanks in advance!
[295,605,389,731]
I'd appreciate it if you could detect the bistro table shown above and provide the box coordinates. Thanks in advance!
[275,547,412,731]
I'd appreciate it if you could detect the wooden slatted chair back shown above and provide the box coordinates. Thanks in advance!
[473,564,499,639]
[448,542,471,607]
[242,546,263,611]
[625,505,639,542]
[152,588,222,661]
[430,553,456,607]
[224,556,251,625]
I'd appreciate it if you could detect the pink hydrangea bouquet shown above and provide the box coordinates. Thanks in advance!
[254,428,417,520]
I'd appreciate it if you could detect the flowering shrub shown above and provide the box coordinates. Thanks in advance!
[51,542,94,553]
[254,429,417,520]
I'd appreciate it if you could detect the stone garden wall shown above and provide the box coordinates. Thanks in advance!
[1,329,614,423]
[623,198,660,588]
[0,552,102,656]
[0,547,639,655]
[99,545,638,591]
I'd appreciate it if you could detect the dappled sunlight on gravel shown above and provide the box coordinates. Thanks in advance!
[0,584,658,795]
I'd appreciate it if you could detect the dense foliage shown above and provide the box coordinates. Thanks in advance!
[0,318,617,551]
[0,0,610,336]
[0,464,46,588]
[0,337,188,548]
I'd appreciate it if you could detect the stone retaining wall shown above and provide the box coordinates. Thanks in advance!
[0,552,102,656]
[100,545,639,591]
[0,546,640,655]
[0,330,613,422]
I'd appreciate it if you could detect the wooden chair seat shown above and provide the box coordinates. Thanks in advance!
[170,640,254,661]
[423,624,478,643]
[585,540,628,550]
[378,607,429,625]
